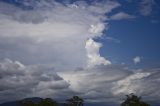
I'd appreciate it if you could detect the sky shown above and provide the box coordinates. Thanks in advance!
[0,0,160,105]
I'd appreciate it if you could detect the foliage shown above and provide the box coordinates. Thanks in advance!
[20,98,58,106]
[19,94,151,106]
[66,96,84,106]
[121,93,150,106]
[20,100,35,106]
[38,98,58,106]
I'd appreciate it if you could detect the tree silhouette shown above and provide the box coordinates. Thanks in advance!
[121,93,150,106]
[20,98,58,106]
[66,96,84,106]
[38,98,58,106]
[20,100,35,106]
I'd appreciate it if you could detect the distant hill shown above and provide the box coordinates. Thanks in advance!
[0,97,65,106]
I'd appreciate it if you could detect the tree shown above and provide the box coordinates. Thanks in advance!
[20,100,35,106]
[66,96,84,106]
[38,98,58,106]
[121,93,150,106]
[20,98,58,106]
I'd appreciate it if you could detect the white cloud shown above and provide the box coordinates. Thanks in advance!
[110,12,135,20]
[85,39,111,67]
[112,69,160,103]
[105,36,121,43]
[89,23,105,37]
[0,0,119,70]
[133,56,141,64]
[112,72,151,95]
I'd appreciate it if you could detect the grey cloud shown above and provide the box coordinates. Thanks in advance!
[0,59,25,77]
[0,59,71,103]
[59,65,160,104]
[0,1,46,24]
[0,58,160,104]
[59,65,132,103]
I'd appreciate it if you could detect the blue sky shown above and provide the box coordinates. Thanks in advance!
[0,0,160,105]
[98,0,160,68]
[100,18,160,67]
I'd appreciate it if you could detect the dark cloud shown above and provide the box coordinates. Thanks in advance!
[0,59,71,103]
[0,58,160,104]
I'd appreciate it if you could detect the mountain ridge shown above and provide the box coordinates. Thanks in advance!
[0,97,65,106]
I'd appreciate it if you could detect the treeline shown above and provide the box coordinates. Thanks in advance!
[121,93,150,106]
[20,94,150,106]
[20,96,83,106]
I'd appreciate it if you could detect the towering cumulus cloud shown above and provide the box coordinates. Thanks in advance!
[85,39,111,67]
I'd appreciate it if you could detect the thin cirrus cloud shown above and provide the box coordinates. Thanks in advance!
[139,0,155,16]
[0,0,160,105]
[105,36,121,43]
[110,12,136,20]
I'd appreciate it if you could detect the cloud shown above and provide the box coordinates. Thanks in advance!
[133,56,141,64]
[151,20,159,24]
[59,65,160,104]
[105,37,121,43]
[112,68,160,103]
[59,65,132,103]
[139,0,155,16]
[0,0,120,70]
[0,58,129,104]
[112,72,151,95]
[85,39,111,67]
[0,0,119,103]
[0,59,71,102]
[110,12,135,20]
[0,58,160,104]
